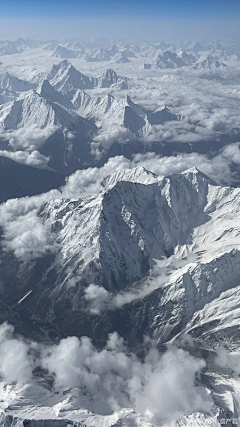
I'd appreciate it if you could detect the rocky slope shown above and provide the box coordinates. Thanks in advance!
[0,166,240,425]
[152,50,187,69]
[0,166,239,341]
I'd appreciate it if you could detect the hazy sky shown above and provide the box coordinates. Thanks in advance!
[0,0,239,40]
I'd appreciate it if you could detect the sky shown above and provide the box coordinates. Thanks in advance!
[0,0,239,40]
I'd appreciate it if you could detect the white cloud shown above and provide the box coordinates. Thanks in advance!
[62,142,240,201]
[1,125,58,151]
[41,333,212,422]
[132,142,240,185]
[0,125,58,168]
[0,189,60,261]
[2,209,53,259]
[0,322,212,423]
[129,346,212,424]
[62,155,131,199]
[84,284,111,314]
[93,127,133,150]
[215,346,240,375]
[0,323,34,384]
[0,149,49,168]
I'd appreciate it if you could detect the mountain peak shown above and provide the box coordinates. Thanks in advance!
[48,61,96,93]
[52,46,77,59]
[102,165,159,190]
[38,79,53,94]
[103,69,118,78]
[181,167,217,185]
[60,59,72,67]
[37,79,73,108]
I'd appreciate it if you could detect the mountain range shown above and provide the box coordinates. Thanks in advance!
[151,50,187,69]
[0,166,239,426]
[0,38,240,427]
[0,62,181,173]
[0,166,239,345]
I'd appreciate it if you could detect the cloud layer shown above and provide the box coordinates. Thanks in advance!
[0,323,212,424]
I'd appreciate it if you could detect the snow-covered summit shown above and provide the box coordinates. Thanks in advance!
[0,72,34,92]
[120,47,136,58]
[52,45,78,59]
[98,69,136,89]
[85,47,112,62]
[152,50,187,69]
[48,60,97,93]
[0,89,93,132]
[43,41,59,51]
[74,93,181,136]
[48,61,137,93]
[102,165,159,189]
[0,165,240,425]
[193,54,228,70]
[37,79,74,110]
[111,52,130,63]
[0,166,214,302]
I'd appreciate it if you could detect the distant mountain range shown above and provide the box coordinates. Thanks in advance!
[0,61,181,173]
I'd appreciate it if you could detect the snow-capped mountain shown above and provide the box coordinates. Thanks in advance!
[111,52,130,63]
[180,51,197,65]
[107,95,179,134]
[47,61,137,94]
[85,47,112,62]
[82,46,134,62]
[0,72,34,92]
[1,167,240,342]
[1,166,240,425]
[97,68,136,89]
[136,43,162,57]
[43,41,59,51]
[47,60,97,92]
[120,47,136,58]
[191,42,205,53]
[0,72,31,105]
[52,45,78,58]
[152,50,187,69]
[72,93,180,136]
[193,55,228,70]
[0,87,97,172]
[0,44,21,56]
[71,91,115,119]
[37,79,74,110]
[0,89,88,130]
[0,38,44,55]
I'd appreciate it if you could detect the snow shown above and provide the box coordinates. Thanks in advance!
[0,37,239,427]
[0,90,79,130]
[151,51,187,69]
[1,166,240,425]
[52,45,78,59]
[0,72,34,92]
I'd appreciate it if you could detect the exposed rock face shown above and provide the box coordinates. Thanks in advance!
[1,166,240,349]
